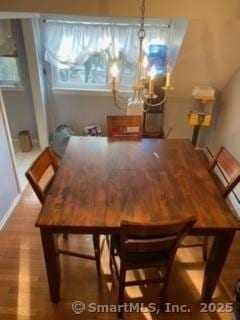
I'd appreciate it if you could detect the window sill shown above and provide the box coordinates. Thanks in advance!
[52,87,131,97]
[0,85,24,92]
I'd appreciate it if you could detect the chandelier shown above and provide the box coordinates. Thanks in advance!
[110,0,173,112]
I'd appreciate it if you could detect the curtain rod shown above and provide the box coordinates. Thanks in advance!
[43,19,170,28]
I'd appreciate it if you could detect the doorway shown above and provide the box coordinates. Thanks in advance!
[0,19,41,190]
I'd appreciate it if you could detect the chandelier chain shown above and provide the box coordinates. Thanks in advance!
[139,0,145,36]
[138,0,146,59]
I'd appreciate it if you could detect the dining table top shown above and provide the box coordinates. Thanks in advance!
[36,137,240,234]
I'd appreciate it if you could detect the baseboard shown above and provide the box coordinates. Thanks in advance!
[195,146,206,151]
[204,146,213,160]
[0,194,21,230]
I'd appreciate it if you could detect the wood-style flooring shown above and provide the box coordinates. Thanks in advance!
[0,185,239,320]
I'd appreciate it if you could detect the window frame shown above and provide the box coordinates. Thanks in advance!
[0,56,23,89]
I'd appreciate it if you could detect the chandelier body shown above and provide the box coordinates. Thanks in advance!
[110,0,173,112]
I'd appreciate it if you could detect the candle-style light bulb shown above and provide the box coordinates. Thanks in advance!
[141,55,148,80]
[165,64,171,88]
[110,62,119,92]
[149,64,157,95]
[150,64,157,80]
[110,62,119,77]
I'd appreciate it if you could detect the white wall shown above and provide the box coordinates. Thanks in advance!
[2,89,38,139]
[0,0,239,20]
[0,91,19,225]
[206,69,240,160]
[3,20,38,140]
[204,69,240,213]
[50,92,193,138]
[50,92,124,136]
[163,19,240,141]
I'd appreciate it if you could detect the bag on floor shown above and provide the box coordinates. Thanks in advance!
[50,124,75,157]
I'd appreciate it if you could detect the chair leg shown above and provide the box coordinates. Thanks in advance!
[106,235,110,248]
[109,236,114,270]
[159,269,171,313]
[93,234,101,276]
[202,236,208,261]
[63,233,68,240]
[159,287,167,312]
[118,265,126,319]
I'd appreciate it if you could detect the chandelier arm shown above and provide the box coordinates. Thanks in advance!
[143,104,151,112]
[113,92,129,110]
[114,91,132,104]
[116,95,131,105]
[140,89,152,112]
[143,91,169,108]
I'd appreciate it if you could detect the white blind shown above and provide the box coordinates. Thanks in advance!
[0,20,16,56]
[44,20,169,67]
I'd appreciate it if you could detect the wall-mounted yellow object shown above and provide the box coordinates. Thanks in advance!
[188,112,211,127]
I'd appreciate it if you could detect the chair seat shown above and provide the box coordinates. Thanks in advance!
[111,235,170,266]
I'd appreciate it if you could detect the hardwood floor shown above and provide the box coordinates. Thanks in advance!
[0,185,238,320]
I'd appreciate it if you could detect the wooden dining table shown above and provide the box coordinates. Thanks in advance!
[36,136,240,303]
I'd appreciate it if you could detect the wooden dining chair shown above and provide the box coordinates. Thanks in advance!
[107,115,143,138]
[26,147,101,275]
[183,147,240,261]
[110,217,196,318]
[208,146,240,198]
[201,146,240,258]
[25,147,60,204]
[105,114,143,251]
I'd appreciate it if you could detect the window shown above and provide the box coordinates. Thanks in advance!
[44,19,170,91]
[0,57,21,86]
[0,20,21,88]
[52,52,137,91]
[52,51,138,91]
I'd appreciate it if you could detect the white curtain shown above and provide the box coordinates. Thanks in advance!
[0,20,16,56]
[44,21,169,67]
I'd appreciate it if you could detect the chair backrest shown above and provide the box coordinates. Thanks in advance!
[107,115,143,138]
[208,146,240,198]
[120,217,196,266]
[25,147,59,204]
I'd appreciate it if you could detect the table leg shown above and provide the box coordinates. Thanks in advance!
[40,228,61,303]
[201,230,235,303]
